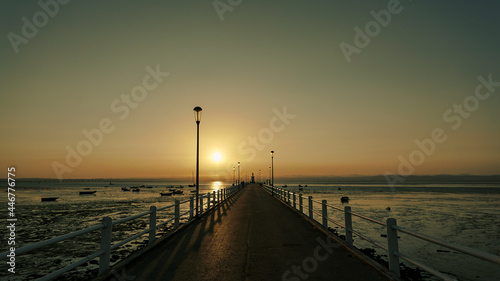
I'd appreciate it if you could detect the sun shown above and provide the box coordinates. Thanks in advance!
[212,152,222,162]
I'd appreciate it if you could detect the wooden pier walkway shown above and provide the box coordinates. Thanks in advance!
[101,184,395,281]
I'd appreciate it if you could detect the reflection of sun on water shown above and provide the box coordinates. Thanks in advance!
[210,181,221,191]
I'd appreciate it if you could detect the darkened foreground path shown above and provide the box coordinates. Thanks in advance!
[103,184,392,281]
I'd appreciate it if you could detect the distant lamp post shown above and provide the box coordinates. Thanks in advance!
[238,162,240,185]
[268,166,271,185]
[271,151,274,187]
[194,106,202,217]
[233,166,235,186]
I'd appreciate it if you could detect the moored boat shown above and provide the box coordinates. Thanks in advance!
[41,197,58,202]
[79,190,97,195]
[121,187,131,191]
[160,191,173,196]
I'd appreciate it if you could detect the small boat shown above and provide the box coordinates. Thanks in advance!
[41,197,58,202]
[188,171,196,187]
[178,185,184,188]
[121,187,131,191]
[340,196,349,203]
[304,185,308,187]
[190,190,197,193]
[169,188,177,192]
[298,184,302,187]
[79,190,97,195]
[337,187,342,190]
[160,192,173,196]
[173,189,184,195]
[83,188,91,190]
[282,184,287,188]
[132,188,140,192]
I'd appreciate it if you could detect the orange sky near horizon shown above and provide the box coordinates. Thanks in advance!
[1,1,499,180]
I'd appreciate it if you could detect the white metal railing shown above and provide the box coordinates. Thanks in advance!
[1,184,243,280]
[262,185,500,281]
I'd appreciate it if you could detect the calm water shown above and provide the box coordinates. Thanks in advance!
[2,180,499,280]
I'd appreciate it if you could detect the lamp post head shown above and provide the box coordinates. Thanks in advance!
[193,106,202,123]
[271,150,274,157]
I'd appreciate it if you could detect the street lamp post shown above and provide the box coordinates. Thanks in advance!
[271,151,274,187]
[194,106,202,217]
[269,166,271,185]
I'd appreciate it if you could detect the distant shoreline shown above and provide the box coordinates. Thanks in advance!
[5,174,500,184]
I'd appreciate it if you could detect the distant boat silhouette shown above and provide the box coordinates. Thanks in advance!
[79,190,96,195]
[121,187,131,191]
[189,171,196,187]
[160,191,173,196]
[41,197,58,202]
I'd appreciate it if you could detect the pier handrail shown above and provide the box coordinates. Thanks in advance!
[1,184,243,280]
[262,184,500,281]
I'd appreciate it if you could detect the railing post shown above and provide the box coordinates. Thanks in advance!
[174,200,180,229]
[293,193,296,209]
[208,192,211,209]
[299,194,303,213]
[189,197,194,220]
[287,191,291,205]
[213,191,216,206]
[272,185,274,196]
[308,196,313,220]
[322,200,328,229]
[387,218,400,277]
[200,194,204,213]
[98,217,112,275]
[344,206,353,246]
[217,190,220,203]
[149,206,157,244]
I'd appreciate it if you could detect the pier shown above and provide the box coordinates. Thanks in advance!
[98,184,392,281]
[3,183,499,280]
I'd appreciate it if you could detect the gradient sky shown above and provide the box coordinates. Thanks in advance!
[1,1,499,180]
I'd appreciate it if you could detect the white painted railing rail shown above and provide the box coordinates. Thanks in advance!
[1,184,243,280]
[262,185,500,281]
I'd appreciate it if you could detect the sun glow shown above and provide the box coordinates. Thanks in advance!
[212,152,222,162]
